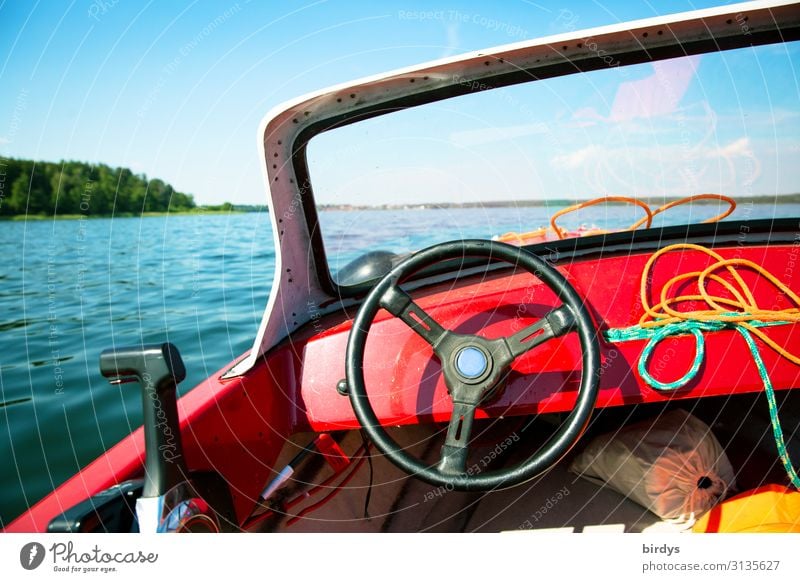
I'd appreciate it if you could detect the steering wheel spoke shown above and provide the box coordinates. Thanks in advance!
[506,305,576,358]
[380,285,448,348]
[438,399,478,475]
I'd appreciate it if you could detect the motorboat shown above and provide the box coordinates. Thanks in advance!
[6,0,800,533]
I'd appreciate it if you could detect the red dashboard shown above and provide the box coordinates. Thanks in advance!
[291,245,800,432]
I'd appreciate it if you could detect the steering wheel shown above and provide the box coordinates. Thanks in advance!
[346,240,600,491]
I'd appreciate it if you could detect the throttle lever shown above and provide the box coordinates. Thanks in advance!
[100,343,187,498]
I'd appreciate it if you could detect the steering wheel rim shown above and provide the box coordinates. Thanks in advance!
[346,239,600,491]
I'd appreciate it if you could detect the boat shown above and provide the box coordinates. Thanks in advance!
[5,0,800,533]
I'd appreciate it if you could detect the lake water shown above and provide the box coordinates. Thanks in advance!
[2,203,798,525]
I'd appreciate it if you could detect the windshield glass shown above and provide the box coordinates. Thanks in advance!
[307,41,800,284]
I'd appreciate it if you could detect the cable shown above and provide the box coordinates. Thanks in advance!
[629,194,735,230]
[360,429,373,519]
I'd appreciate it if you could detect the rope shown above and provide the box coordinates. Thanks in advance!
[628,193,736,231]
[496,193,735,243]
[550,195,653,239]
[603,243,800,489]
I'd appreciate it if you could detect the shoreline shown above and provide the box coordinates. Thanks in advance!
[318,195,800,212]
[0,210,251,221]
[3,195,799,220]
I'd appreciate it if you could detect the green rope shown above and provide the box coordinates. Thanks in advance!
[735,327,800,489]
[604,315,800,489]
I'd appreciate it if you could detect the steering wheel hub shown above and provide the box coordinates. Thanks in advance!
[455,346,490,380]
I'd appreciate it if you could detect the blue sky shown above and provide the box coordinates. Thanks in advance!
[1,0,798,205]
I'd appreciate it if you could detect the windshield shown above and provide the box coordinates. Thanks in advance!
[307,41,800,284]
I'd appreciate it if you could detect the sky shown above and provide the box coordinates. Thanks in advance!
[1,0,798,206]
[309,41,800,205]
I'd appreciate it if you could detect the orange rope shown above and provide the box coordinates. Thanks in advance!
[629,194,736,230]
[550,196,653,239]
[638,243,800,366]
[607,243,800,488]
[495,226,548,245]
[496,194,736,243]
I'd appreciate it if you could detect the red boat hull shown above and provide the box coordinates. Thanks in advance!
[6,243,799,532]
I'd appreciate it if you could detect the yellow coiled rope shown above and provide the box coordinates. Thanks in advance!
[638,243,800,365]
[605,243,800,488]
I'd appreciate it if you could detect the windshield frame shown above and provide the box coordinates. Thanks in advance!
[295,1,799,298]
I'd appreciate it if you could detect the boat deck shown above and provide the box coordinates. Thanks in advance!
[256,392,800,533]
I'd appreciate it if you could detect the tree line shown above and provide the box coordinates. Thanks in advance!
[0,158,196,216]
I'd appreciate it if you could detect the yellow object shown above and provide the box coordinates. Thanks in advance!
[693,484,800,533]
[495,226,548,245]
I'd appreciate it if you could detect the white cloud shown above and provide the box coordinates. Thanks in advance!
[609,56,700,122]
[550,145,601,170]
[571,56,702,126]
[710,137,753,158]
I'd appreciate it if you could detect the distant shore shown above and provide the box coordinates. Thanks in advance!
[3,194,798,220]
[318,194,800,212]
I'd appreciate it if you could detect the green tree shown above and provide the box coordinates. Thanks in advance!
[9,167,51,214]
[50,162,86,214]
[2,158,196,216]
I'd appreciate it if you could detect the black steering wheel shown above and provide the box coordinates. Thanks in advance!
[346,240,600,491]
